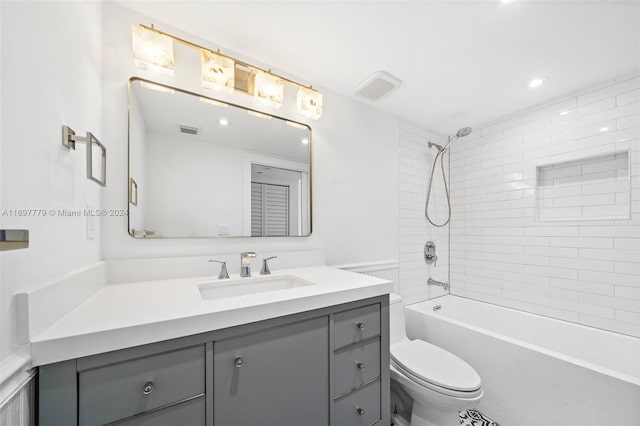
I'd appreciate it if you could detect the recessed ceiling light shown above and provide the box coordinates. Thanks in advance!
[599,127,609,132]
[219,118,229,126]
[559,110,570,116]
[529,78,545,88]
[301,138,309,145]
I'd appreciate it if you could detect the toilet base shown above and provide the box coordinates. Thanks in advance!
[391,367,482,426]
[410,399,463,426]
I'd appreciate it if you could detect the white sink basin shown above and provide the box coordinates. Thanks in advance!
[198,275,314,300]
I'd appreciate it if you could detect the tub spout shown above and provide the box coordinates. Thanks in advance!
[427,277,450,291]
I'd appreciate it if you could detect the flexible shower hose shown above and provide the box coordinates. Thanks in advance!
[425,148,451,227]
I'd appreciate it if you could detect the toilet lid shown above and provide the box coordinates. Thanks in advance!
[390,340,481,393]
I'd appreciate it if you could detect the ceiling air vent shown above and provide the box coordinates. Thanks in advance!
[179,124,199,135]
[355,71,402,101]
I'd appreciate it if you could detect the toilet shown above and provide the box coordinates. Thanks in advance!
[389,293,483,426]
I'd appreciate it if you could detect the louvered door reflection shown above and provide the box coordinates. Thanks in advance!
[251,182,289,237]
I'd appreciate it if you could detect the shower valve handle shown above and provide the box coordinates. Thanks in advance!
[424,241,437,267]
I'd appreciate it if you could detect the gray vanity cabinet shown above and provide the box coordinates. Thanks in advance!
[38,296,389,426]
[213,316,329,426]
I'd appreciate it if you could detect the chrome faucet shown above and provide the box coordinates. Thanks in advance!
[208,260,229,279]
[427,277,450,291]
[240,251,257,277]
[260,256,277,275]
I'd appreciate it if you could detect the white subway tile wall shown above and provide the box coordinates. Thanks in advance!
[449,75,640,337]
[399,122,450,305]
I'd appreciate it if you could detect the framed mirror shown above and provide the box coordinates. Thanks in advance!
[128,78,312,238]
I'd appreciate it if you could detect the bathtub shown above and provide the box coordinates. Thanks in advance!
[405,295,640,426]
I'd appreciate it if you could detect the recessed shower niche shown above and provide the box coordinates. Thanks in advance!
[535,150,631,221]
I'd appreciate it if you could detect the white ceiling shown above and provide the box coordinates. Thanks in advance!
[119,1,640,135]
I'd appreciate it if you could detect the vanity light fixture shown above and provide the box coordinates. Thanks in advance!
[297,87,323,119]
[201,50,235,93]
[131,25,175,77]
[132,24,323,119]
[254,71,284,109]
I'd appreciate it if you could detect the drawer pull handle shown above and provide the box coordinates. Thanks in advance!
[235,357,244,368]
[356,361,365,370]
[356,407,366,416]
[356,322,365,330]
[142,381,154,395]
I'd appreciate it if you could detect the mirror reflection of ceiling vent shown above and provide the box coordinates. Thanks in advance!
[355,71,402,101]
[179,124,199,135]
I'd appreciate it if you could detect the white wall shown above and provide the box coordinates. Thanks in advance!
[398,122,450,305]
[143,131,246,237]
[449,75,640,337]
[100,2,399,268]
[0,0,102,365]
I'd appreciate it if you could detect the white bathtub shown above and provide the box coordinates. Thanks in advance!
[405,295,640,426]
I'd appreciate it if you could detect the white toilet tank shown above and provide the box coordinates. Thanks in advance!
[389,293,409,346]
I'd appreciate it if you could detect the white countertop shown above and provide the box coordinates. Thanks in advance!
[30,266,392,366]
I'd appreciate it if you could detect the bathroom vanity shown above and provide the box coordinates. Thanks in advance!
[34,266,391,426]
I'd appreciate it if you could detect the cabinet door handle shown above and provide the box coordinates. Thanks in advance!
[235,357,244,368]
[356,407,365,416]
[356,361,365,370]
[356,322,365,330]
[142,381,154,395]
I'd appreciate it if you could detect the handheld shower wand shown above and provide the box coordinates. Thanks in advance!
[425,127,472,227]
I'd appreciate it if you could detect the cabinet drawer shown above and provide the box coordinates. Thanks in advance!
[334,379,381,426]
[79,346,205,426]
[334,339,381,397]
[109,396,205,426]
[334,304,380,349]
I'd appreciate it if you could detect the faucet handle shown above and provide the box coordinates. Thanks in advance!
[260,256,278,275]
[209,260,230,279]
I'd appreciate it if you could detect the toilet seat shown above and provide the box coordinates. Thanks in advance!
[390,340,482,399]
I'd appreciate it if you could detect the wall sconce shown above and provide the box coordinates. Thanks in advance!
[201,50,235,93]
[131,25,175,77]
[297,87,323,120]
[254,71,284,109]
[132,24,324,119]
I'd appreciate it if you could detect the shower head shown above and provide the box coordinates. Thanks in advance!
[437,126,473,152]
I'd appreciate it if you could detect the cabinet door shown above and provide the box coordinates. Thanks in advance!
[111,396,205,426]
[214,317,329,426]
